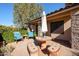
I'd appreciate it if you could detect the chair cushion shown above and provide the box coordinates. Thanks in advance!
[28,32,34,37]
[13,32,22,40]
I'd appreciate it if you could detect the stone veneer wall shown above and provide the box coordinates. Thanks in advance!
[71,11,79,50]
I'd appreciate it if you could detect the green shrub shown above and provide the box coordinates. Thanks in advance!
[2,29,27,43]
[2,31,14,43]
[0,25,27,43]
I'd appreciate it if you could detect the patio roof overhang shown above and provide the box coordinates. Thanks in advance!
[30,4,79,25]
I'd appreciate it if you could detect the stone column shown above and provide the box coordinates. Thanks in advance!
[71,11,79,50]
[38,22,43,37]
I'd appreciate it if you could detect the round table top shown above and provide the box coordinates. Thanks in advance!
[36,36,52,42]
[48,43,61,53]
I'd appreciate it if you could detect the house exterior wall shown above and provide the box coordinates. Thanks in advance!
[47,16,71,41]
[64,17,71,41]
[31,5,79,43]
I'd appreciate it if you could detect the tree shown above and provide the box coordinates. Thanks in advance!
[13,3,43,29]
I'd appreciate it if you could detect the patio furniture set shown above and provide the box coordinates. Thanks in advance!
[9,31,62,56]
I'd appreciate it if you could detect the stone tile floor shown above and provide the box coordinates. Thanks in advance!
[1,39,79,56]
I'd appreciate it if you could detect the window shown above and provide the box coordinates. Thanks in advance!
[50,21,64,34]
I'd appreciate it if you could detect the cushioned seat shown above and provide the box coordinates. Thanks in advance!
[28,32,34,38]
[13,32,22,41]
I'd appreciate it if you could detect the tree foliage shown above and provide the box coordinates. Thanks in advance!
[14,3,43,29]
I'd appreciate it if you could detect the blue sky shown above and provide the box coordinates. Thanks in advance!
[0,3,65,26]
[0,3,13,26]
[41,3,65,14]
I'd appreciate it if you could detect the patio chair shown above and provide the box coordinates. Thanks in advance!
[28,31,34,39]
[13,32,22,41]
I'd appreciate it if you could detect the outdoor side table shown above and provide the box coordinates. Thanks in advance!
[23,35,28,39]
[35,36,52,50]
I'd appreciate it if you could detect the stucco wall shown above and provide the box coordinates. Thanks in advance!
[47,16,71,42]
[64,18,71,41]
[35,16,71,41]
